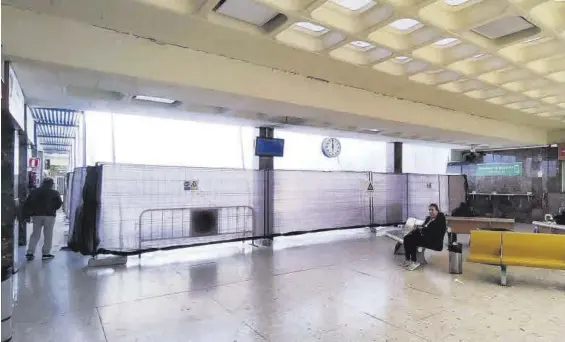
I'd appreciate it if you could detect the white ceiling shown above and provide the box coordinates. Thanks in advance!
[12,58,519,148]
[3,0,564,147]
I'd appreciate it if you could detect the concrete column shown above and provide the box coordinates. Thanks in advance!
[386,142,403,174]
[254,127,275,246]
[17,131,28,246]
[1,113,16,268]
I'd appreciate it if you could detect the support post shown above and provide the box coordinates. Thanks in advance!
[17,130,28,246]
[500,265,507,286]
[1,112,16,269]
[386,142,403,174]
[256,127,274,247]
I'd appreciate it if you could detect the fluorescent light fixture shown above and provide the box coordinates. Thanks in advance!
[295,21,327,32]
[215,0,280,27]
[389,18,421,31]
[350,40,374,48]
[444,0,471,5]
[472,53,486,59]
[330,0,373,11]
[393,56,412,63]
[361,128,381,133]
[434,38,459,46]
[133,95,176,104]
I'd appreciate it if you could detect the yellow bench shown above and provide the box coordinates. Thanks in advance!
[467,231,565,286]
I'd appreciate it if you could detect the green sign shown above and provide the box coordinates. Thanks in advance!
[476,163,522,176]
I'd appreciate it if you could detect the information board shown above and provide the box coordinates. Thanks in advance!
[476,163,523,177]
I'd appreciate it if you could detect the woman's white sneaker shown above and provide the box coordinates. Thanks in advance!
[407,262,421,271]
[402,260,411,268]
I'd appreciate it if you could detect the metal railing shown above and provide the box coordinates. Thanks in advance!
[137,206,254,251]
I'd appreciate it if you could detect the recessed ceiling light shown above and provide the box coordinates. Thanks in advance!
[350,40,374,48]
[393,56,412,63]
[295,22,327,32]
[133,95,176,104]
[444,0,471,5]
[330,0,373,11]
[361,128,381,133]
[434,38,459,46]
[389,19,421,31]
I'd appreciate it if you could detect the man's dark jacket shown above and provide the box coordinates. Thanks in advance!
[23,186,62,217]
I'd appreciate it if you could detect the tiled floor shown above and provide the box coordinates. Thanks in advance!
[11,219,565,341]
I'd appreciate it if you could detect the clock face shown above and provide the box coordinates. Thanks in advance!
[321,138,342,158]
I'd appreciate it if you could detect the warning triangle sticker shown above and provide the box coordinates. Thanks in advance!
[367,182,374,191]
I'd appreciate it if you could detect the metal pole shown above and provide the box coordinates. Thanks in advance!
[81,111,87,166]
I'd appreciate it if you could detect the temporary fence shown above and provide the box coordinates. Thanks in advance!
[65,163,466,256]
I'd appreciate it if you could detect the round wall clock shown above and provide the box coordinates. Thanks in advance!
[321,137,342,158]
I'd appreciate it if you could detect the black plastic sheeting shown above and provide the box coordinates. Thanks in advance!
[66,166,100,256]
[96,222,403,257]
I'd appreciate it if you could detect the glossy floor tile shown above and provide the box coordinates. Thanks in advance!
[11,219,565,341]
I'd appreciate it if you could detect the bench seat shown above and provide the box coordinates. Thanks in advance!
[467,230,565,286]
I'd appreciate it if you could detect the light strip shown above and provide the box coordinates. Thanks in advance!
[330,0,373,11]
[389,19,421,31]
[295,22,327,32]
[133,95,176,104]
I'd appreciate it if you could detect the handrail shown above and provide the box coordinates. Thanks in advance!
[137,206,255,250]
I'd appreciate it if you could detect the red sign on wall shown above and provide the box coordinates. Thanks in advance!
[559,144,565,161]
[29,157,40,168]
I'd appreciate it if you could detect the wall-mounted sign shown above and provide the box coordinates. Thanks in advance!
[29,157,40,169]
[476,162,522,177]
[184,180,199,191]
[8,64,25,131]
[558,144,565,161]
[25,106,36,145]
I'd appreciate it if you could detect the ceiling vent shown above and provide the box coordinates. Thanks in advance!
[471,16,538,41]
[214,0,287,32]
[269,116,308,125]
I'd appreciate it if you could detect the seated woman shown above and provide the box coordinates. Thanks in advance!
[403,203,447,271]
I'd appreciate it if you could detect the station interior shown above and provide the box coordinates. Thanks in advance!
[1,0,565,341]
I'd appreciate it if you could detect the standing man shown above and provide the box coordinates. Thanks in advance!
[23,177,62,260]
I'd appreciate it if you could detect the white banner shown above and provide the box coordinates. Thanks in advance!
[25,106,36,145]
[8,64,25,130]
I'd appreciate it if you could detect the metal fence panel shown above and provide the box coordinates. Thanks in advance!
[97,164,264,252]
[439,175,450,215]
[407,174,440,219]
[273,171,371,234]
[371,173,408,224]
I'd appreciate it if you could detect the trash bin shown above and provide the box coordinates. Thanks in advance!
[448,242,463,274]
[1,265,13,342]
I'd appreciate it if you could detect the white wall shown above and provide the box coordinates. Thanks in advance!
[402,143,451,175]
[274,130,387,172]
